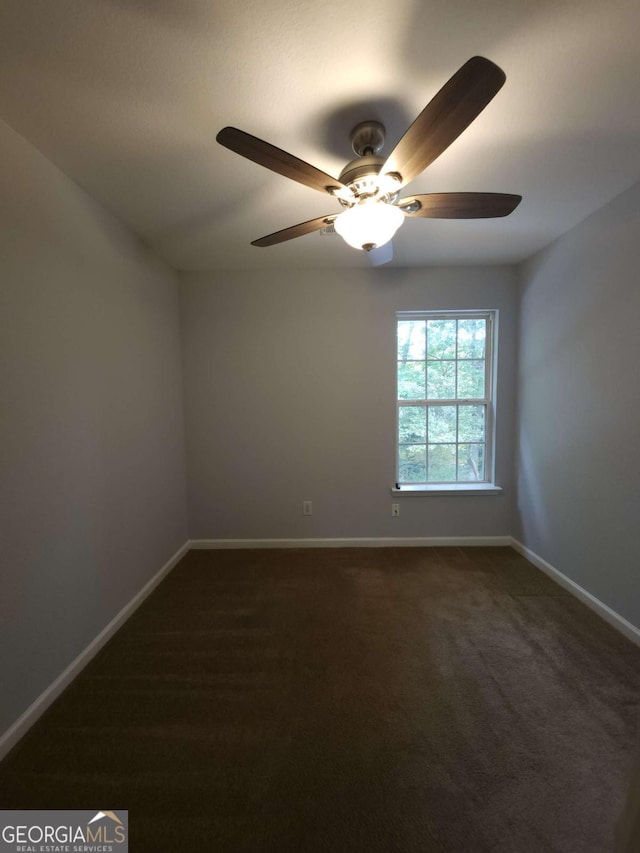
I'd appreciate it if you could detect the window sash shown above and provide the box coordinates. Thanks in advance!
[397,403,488,483]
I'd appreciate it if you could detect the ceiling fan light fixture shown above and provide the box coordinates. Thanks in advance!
[334,199,404,251]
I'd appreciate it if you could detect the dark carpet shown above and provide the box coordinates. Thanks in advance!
[1,547,639,852]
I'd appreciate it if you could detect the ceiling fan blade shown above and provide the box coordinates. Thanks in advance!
[217,127,347,196]
[367,241,394,266]
[398,192,521,218]
[251,214,338,247]
[381,57,506,189]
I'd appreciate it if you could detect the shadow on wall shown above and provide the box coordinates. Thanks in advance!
[515,427,551,551]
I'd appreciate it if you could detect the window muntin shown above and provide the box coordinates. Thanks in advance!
[396,312,495,485]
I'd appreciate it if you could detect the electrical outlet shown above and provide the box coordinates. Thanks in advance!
[303,501,313,516]
[392,503,400,517]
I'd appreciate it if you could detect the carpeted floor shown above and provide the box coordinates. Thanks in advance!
[1,546,639,852]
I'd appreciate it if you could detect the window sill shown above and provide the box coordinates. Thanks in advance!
[391,484,503,496]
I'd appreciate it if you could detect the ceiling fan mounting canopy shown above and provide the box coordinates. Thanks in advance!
[216,56,522,258]
[350,120,386,156]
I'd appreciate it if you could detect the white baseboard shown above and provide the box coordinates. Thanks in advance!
[511,538,640,647]
[0,540,190,763]
[189,536,513,549]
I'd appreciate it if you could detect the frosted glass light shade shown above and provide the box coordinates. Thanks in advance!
[334,200,404,250]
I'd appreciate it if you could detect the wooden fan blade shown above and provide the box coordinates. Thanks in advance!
[398,192,521,218]
[251,214,338,247]
[381,57,506,188]
[217,127,347,196]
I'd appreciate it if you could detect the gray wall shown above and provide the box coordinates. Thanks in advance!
[0,120,188,735]
[181,266,518,540]
[514,179,640,628]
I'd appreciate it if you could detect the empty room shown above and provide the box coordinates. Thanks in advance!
[1,1,639,851]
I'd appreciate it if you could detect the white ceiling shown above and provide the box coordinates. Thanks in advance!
[1,0,639,271]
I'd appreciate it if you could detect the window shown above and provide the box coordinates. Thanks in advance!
[396,311,497,488]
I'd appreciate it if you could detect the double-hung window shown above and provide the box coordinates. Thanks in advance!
[396,311,497,488]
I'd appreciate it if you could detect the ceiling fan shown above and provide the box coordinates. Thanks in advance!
[216,56,521,259]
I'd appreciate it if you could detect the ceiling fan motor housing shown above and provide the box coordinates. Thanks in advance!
[339,154,383,189]
[338,155,400,206]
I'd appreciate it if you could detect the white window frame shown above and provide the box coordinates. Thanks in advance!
[394,309,501,495]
